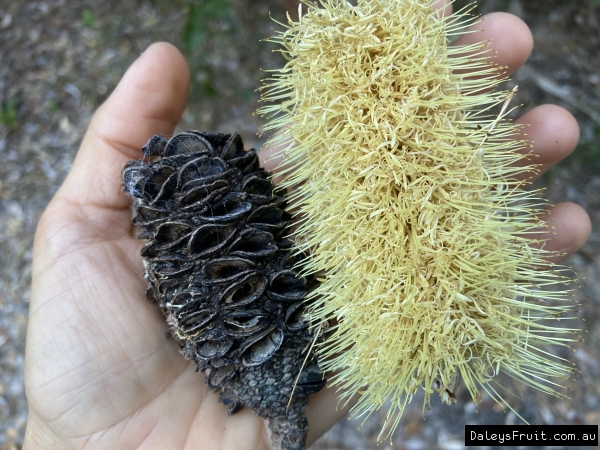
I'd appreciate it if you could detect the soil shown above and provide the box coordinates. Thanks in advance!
[1,0,599,449]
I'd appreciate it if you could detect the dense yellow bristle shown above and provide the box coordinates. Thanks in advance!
[259,0,577,438]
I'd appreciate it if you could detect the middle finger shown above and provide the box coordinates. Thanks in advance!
[452,12,533,79]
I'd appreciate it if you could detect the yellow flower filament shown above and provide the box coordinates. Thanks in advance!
[260,0,577,438]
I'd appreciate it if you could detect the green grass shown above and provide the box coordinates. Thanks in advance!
[48,99,59,114]
[182,0,232,54]
[181,0,235,98]
[81,8,97,28]
[147,0,236,98]
[0,99,17,129]
[572,125,600,169]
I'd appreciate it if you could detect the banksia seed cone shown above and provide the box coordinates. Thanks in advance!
[260,0,578,437]
[122,132,325,450]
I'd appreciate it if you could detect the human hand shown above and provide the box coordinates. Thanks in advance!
[23,9,590,450]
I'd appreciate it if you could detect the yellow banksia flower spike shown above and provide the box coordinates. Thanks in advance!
[259,0,579,439]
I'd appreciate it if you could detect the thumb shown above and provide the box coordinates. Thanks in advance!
[59,42,190,213]
[33,42,190,269]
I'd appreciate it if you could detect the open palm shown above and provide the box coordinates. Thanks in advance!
[23,10,590,450]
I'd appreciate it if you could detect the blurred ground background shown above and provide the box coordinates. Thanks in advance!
[0,0,599,449]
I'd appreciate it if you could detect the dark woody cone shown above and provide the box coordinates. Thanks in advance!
[122,131,325,450]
